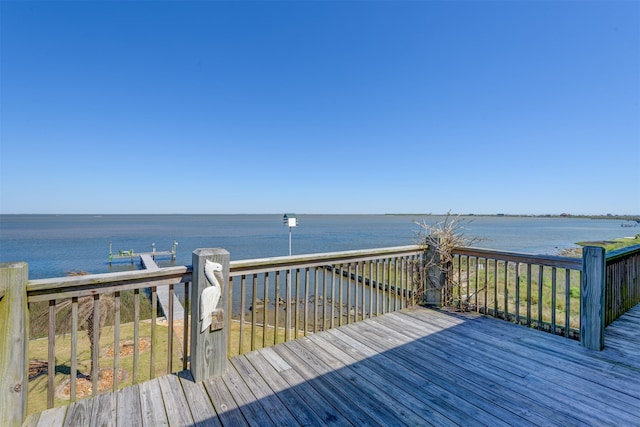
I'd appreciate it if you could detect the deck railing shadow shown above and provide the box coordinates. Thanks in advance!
[1,243,639,425]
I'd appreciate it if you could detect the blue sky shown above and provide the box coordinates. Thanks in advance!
[1,1,638,215]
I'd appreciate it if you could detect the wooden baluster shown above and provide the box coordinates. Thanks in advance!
[113,291,120,392]
[70,296,78,402]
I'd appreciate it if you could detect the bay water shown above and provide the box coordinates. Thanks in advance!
[0,214,634,280]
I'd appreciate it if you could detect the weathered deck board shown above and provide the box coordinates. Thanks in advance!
[333,315,529,426]
[138,378,168,427]
[176,370,220,427]
[271,341,380,426]
[61,396,92,427]
[243,350,335,426]
[376,312,614,425]
[229,356,301,425]
[26,305,640,426]
[220,363,277,426]
[157,374,194,427]
[254,347,352,426]
[201,375,247,426]
[89,392,115,426]
[116,384,141,427]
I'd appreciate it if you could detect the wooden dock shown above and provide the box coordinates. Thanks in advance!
[108,241,177,265]
[139,253,184,321]
[23,305,640,426]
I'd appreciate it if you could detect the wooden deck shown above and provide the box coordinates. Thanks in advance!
[24,305,640,426]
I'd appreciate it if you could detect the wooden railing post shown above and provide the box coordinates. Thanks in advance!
[424,240,444,306]
[190,249,229,382]
[0,262,29,426]
[581,246,606,350]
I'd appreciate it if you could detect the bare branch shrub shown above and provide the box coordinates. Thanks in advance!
[412,213,484,308]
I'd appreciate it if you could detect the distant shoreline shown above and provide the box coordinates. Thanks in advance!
[384,213,640,221]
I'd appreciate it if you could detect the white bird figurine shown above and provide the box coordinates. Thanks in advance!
[201,260,223,332]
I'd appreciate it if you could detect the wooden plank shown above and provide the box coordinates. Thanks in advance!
[33,406,67,427]
[176,370,221,427]
[336,330,481,425]
[304,333,438,426]
[258,347,352,426]
[22,412,40,427]
[411,308,640,393]
[221,363,277,426]
[407,308,624,379]
[136,253,185,323]
[27,267,191,302]
[326,325,519,426]
[90,392,115,426]
[393,310,639,424]
[138,378,169,427]
[62,396,93,427]
[139,254,159,270]
[202,377,249,427]
[245,350,340,426]
[272,340,381,426]
[116,384,142,427]
[229,355,299,424]
[157,374,194,427]
[453,246,582,270]
[372,324,555,424]
[230,245,423,276]
[322,329,465,426]
[343,315,543,425]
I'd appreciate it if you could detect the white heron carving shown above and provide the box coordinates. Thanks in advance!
[201,260,223,332]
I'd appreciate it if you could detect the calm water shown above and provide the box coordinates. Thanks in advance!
[0,214,633,279]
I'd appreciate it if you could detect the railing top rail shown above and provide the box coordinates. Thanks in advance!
[20,242,595,299]
[229,245,423,276]
[452,246,583,270]
[605,243,640,263]
[26,266,192,302]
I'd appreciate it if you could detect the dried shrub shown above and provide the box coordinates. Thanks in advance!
[413,212,483,308]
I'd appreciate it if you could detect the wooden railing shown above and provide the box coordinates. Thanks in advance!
[24,266,192,416]
[447,244,640,350]
[227,245,423,357]
[2,243,638,425]
[605,244,640,326]
[450,247,583,339]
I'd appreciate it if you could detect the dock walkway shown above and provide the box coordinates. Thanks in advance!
[139,253,185,321]
[24,305,640,426]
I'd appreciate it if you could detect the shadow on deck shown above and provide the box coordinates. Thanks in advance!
[24,305,640,426]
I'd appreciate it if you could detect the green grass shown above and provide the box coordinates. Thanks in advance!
[577,234,640,252]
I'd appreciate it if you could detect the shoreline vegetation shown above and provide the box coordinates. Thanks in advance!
[385,213,640,221]
[558,234,640,257]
